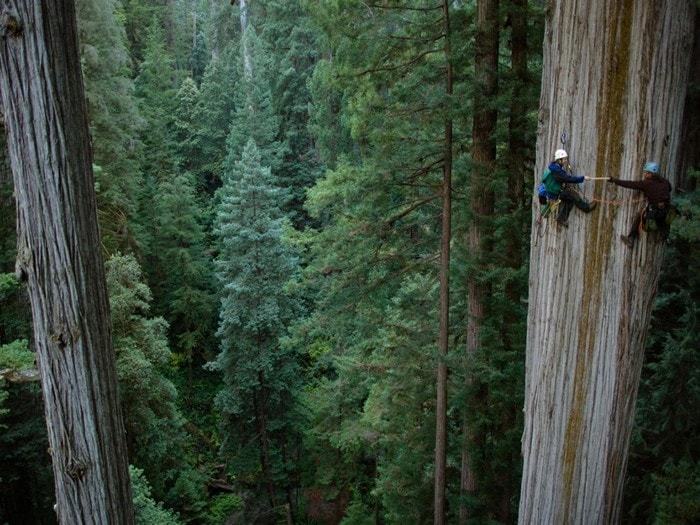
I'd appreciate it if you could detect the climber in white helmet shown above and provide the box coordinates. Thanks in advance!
[539,149,596,227]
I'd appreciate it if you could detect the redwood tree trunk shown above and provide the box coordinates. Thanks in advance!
[434,2,453,523]
[519,1,695,523]
[460,0,499,522]
[0,2,134,523]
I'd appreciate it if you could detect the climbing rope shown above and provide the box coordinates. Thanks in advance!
[580,175,645,206]
[535,133,650,238]
[590,196,645,206]
[559,131,643,207]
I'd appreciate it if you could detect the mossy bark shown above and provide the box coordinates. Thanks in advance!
[519,1,696,523]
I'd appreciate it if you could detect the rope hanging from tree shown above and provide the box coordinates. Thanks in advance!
[590,195,645,206]
[559,132,647,208]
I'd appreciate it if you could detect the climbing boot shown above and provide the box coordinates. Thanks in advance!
[557,219,568,229]
[620,234,634,248]
[588,202,597,212]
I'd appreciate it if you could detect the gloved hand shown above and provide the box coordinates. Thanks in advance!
[607,177,617,183]
[576,175,585,183]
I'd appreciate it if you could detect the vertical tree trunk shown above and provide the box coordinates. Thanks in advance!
[0,2,134,524]
[209,1,219,60]
[678,13,700,185]
[434,2,453,523]
[239,0,252,79]
[460,0,499,522]
[256,371,276,509]
[519,2,695,523]
[507,0,529,247]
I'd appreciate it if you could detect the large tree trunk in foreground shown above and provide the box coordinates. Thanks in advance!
[0,2,134,523]
[519,1,695,523]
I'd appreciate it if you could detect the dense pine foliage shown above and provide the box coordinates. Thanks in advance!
[0,1,697,523]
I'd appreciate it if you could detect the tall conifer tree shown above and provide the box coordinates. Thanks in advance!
[135,18,177,182]
[192,47,239,194]
[134,26,215,363]
[262,0,323,226]
[227,29,284,177]
[213,140,300,511]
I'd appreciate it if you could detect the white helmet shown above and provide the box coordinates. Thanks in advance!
[554,149,568,160]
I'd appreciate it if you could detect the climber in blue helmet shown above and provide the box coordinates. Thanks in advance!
[607,161,672,247]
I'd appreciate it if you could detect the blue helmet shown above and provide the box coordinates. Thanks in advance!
[643,161,660,174]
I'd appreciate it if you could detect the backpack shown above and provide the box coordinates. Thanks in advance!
[542,168,562,197]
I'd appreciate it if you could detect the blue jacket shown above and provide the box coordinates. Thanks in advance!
[549,162,584,184]
[541,162,584,198]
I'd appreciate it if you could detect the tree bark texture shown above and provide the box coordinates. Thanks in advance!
[0,2,134,523]
[461,0,499,522]
[434,2,452,523]
[519,2,695,523]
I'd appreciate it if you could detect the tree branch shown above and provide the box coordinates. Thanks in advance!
[386,194,440,226]
[355,48,442,76]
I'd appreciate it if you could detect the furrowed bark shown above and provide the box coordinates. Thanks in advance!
[0,1,134,523]
[519,1,695,523]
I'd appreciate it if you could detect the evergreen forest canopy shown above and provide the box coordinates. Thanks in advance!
[0,0,698,523]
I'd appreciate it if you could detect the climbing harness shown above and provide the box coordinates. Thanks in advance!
[640,203,677,233]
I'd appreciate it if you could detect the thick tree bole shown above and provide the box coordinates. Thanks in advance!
[0,1,134,523]
[519,2,695,524]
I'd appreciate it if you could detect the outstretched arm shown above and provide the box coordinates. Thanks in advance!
[550,163,584,184]
[608,178,645,190]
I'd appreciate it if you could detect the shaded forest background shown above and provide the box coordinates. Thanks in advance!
[0,1,698,523]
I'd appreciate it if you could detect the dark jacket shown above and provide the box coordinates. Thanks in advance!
[610,175,672,206]
[542,162,584,198]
